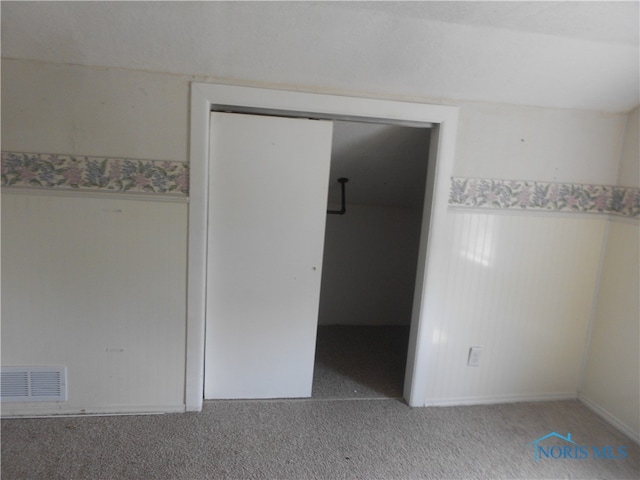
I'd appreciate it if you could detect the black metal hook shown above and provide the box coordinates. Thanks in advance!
[327,177,349,215]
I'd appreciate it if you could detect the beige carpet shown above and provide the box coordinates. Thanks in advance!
[2,399,638,479]
[2,327,638,479]
[312,325,409,399]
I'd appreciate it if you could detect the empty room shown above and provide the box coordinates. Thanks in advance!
[1,2,638,479]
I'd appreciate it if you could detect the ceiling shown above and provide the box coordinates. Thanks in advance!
[2,1,638,112]
[335,1,639,46]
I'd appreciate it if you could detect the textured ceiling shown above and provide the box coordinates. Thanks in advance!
[2,1,638,112]
[340,1,639,46]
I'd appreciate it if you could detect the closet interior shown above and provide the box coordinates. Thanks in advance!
[313,120,432,399]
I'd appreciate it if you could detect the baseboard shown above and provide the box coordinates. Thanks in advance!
[578,393,640,445]
[0,403,186,418]
[423,392,577,407]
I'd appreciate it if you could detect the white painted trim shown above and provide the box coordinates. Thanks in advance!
[448,205,627,220]
[579,393,640,444]
[403,125,441,405]
[448,206,639,232]
[186,84,211,411]
[1,187,189,203]
[187,83,459,411]
[448,205,639,221]
[1,404,186,418]
[608,214,640,225]
[423,392,577,407]
[405,115,458,407]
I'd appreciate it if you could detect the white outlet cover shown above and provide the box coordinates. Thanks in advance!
[468,347,482,367]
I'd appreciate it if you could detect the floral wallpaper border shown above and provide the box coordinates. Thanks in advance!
[3,152,638,218]
[449,177,640,218]
[1,152,189,197]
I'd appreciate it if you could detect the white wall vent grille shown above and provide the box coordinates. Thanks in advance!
[1,367,67,402]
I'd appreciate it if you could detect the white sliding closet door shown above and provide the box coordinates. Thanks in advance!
[204,112,333,399]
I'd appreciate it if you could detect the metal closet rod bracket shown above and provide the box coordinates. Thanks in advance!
[327,177,349,215]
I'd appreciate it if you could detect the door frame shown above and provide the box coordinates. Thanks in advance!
[187,83,459,411]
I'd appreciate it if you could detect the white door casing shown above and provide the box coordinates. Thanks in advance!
[187,83,458,411]
[204,112,333,399]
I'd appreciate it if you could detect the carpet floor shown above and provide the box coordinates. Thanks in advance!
[2,326,638,479]
[2,400,638,479]
[312,325,409,399]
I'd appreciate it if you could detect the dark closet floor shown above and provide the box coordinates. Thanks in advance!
[312,325,410,399]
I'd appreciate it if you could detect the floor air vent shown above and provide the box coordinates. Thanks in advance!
[1,367,67,402]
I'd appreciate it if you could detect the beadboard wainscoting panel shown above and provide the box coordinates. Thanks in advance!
[421,211,606,405]
[1,193,187,415]
[580,218,640,441]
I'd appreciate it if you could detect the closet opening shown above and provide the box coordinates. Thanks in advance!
[313,120,431,400]
[187,83,459,411]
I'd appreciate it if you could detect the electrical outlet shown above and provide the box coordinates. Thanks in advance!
[467,347,482,367]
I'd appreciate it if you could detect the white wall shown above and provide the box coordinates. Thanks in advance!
[615,107,640,188]
[579,108,640,442]
[454,102,626,184]
[580,219,640,441]
[1,59,188,161]
[1,194,187,415]
[1,58,632,415]
[318,205,422,326]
